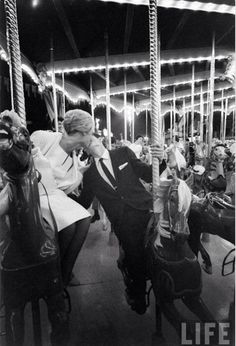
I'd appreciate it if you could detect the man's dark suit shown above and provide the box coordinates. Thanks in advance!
[79,146,166,305]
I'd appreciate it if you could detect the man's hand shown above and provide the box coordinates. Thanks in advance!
[150,143,164,162]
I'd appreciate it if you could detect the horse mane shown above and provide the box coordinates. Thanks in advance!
[176,179,192,215]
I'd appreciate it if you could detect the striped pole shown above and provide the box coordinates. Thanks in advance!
[4,0,26,125]
[149,0,161,198]
[207,34,215,156]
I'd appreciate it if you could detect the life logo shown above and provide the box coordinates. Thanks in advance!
[181,321,231,345]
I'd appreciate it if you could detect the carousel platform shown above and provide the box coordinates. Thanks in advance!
[0,219,235,346]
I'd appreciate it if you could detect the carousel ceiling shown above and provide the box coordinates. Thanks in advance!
[0,0,235,116]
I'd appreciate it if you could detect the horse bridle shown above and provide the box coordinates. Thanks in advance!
[206,192,235,210]
[167,179,180,233]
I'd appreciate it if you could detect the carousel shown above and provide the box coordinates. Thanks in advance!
[0,0,235,345]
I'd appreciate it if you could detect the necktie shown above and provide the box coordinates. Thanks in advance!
[99,158,117,189]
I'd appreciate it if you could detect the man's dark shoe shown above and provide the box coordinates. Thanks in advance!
[91,213,100,223]
[125,289,147,315]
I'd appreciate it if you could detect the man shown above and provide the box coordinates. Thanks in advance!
[129,134,144,158]
[78,135,166,314]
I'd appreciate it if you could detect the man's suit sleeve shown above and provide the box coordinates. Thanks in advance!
[77,172,95,209]
[126,146,166,182]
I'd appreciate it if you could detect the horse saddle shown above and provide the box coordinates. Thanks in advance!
[147,236,202,300]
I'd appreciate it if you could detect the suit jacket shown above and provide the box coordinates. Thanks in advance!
[78,146,166,224]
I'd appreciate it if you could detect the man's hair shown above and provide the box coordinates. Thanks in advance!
[52,117,64,126]
[63,109,93,135]
[135,134,144,141]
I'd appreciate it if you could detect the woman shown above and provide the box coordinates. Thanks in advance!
[30,109,93,286]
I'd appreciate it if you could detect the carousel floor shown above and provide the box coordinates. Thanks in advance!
[0,218,235,346]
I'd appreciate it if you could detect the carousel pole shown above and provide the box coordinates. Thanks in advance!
[162,113,165,144]
[105,33,111,150]
[132,94,135,143]
[170,103,173,143]
[183,98,186,143]
[149,0,161,197]
[205,80,210,145]
[223,98,228,142]
[4,0,26,126]
[207,34,215,156]
[173,86,176,140]
[232,109,235,137]
[145,106,148,138]
[191,64,195,142]
[62,72,66,118]
[200,82,204,142]
[124,72,127,140]
[90,75,95,124]
[50,36,59,132]
[186,109,189,139]
[220,90,224,141]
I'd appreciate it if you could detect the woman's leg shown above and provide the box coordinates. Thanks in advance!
[58,216,91,286]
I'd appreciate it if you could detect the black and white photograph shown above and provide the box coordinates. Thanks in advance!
[0,0,235,345]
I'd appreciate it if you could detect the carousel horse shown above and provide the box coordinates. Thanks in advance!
[145,171,217,340]
[0,121,69,346]
[185,144,228,195]
[188,192,235,261]
[204,144,228,193]
[186,144,234,273]
[119,147,216,339]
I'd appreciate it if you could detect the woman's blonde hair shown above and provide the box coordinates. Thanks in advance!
[63,109,93,135]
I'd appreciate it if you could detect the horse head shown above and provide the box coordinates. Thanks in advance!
[0,120,31,176]
[211,143,228,162]
[0,118,58,269]
[168,178,191,244]
[204,144,228,193]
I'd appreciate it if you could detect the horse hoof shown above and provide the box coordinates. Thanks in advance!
[201,262,213,274]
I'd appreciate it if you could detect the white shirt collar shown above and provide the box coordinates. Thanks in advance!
[95,149,110,163]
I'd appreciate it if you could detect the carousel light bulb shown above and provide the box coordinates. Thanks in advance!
[0,52,7,61]
[32,0,39,7]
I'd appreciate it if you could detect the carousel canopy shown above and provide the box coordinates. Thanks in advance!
[98,0,235,14]
[0,0,235,132]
